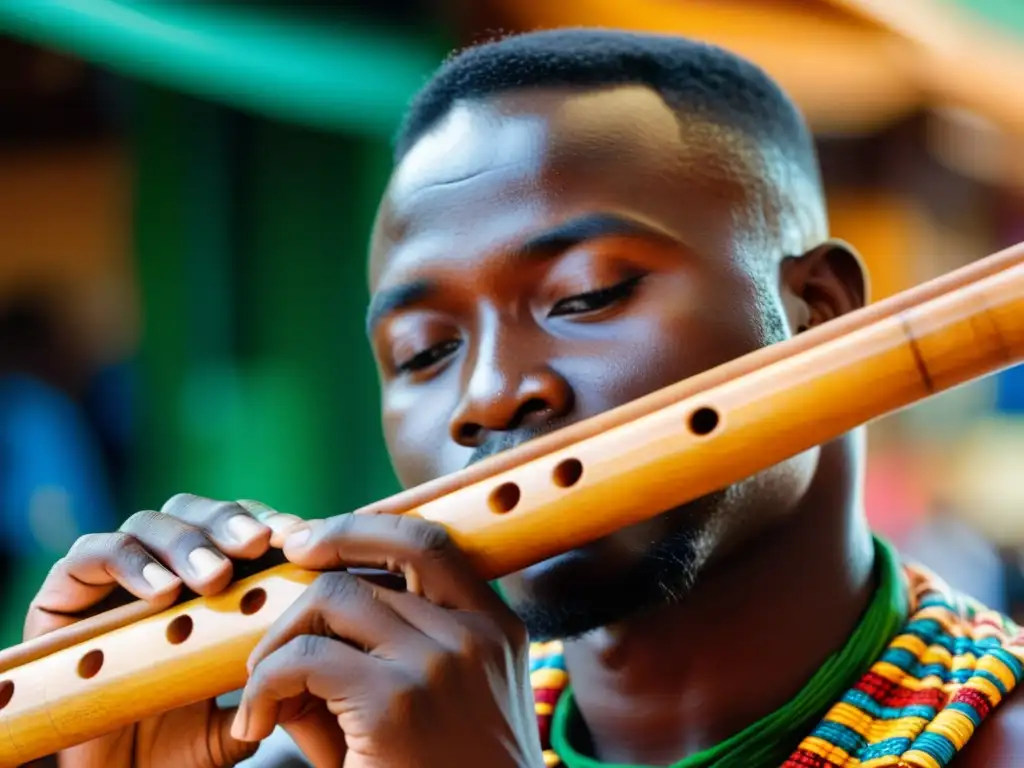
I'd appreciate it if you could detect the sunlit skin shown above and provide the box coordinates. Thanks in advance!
[367,85,1024,763]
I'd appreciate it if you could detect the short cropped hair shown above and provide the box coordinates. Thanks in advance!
[395,28,819,183]
[393,28,829,264]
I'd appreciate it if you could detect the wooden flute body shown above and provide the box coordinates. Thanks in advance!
[1,252,1024,765]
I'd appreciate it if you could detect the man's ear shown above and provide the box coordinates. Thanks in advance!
[780,239,868,332]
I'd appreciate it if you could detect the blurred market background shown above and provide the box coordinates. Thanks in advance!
[2,0,1024,648]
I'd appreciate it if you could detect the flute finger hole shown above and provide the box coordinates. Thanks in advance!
[489,482,521,514]
[0,681,13,710]
[166,615,194,645]
[553,458,583,488]
[688,407,720,436]
[77,650,104,679]
[240,587,267,615]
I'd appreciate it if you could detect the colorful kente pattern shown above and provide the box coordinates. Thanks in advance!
[530,563,1024,768]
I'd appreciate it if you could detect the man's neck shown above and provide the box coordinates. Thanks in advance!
[560,437,877,765]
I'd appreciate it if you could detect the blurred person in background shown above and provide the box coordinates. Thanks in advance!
[899,505,1009,613]
[1002,548,1024,625]
[932,413,1024,618]
[0,289,118,565]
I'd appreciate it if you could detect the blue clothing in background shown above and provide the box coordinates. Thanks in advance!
[995,364,1024,414]
[0,375,117,558]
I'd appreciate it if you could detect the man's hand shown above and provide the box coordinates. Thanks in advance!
[233,510,543,768]
[24,495,307,768]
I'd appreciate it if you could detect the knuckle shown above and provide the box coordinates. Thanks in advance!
[248,636,323,694]
[246,660,275,694]
[103,531,143,560]
[322,512,358,539]
[169,526,214,554]
[408,520,452,557]
[163,495,237,527]
[120,510,215,558]
[66,532,109,558]
[66,532,149,571]
[291,634,326,664]
[160,493,199,517]
[311,571,363,606]
[207,500,243,522]
[120,509,166,536]
[120,509,150,529]
[189,500,240,529]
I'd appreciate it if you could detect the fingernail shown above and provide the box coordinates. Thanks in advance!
[284,526,311,549]
[230,705,249,741]
[247,507,299,532]
[187,547,228,579]
[226,514,265,545]
[235,499,277,520]
[259,512,305,535]
[142,562,180,592]
[235,499,302,533]
[258,512,308,548]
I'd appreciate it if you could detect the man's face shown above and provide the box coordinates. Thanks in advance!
[367,86,818,639]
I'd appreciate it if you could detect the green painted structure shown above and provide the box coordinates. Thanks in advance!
[0,1,449,646]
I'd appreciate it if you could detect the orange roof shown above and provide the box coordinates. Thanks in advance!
[493,0,1024,138]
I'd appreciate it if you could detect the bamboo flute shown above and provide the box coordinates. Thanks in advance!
[0,247,1023,765]
[7,241,1024,675]
[7,242,1024,674]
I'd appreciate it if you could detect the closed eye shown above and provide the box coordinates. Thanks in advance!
[396,339,462,374]
[548,274,645,318]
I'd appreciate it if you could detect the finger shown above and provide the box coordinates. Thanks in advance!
[371,586,506,653]
[209,706,263,767]
[370,584,529,669]
[234,635,375,742]
[136,702,260,768]
[282,513,506,612]
[27,533,182,638]
[247,571,421,675]
[160,494,272,559]
[120,509,232,595]
[281,703,348,768]
[34,532,181,612]
[236,499,309,549]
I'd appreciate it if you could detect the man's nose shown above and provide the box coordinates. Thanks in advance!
[449,362,574,447]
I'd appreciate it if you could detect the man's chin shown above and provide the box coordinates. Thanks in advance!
[518,545,602,581]
[499,523,707,642]
[508,538,629,601]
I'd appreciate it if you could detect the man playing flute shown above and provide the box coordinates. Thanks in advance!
[24,29,1024,768]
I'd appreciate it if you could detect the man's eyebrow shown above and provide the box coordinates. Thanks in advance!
[513,212,680,256]
[366,213,679,334]
[366,279,433,335]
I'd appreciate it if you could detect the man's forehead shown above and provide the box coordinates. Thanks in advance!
[370,86,771,286]
[387,86,682,203]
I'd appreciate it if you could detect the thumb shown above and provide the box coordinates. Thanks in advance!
[210,706,262,767]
